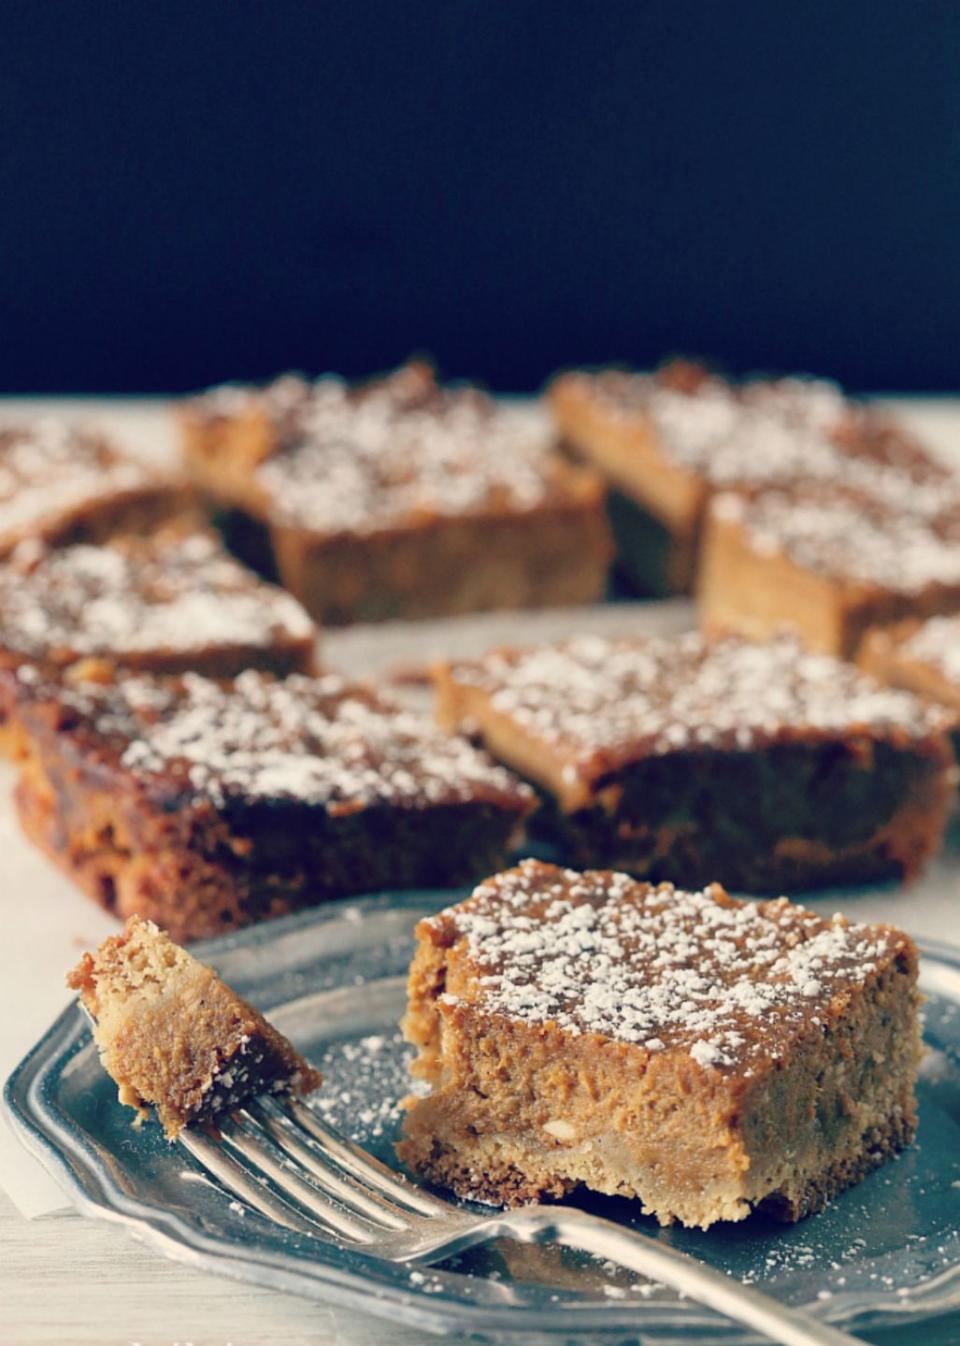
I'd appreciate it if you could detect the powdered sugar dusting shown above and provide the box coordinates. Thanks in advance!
[714,487,960,592]
[902,614,960,684]
[433,860,907,1067]
[0,530,314,659]
[447,632,950,777]
[52,669,533,811]
[572,366,953,513]
[198,364,582,534]
[0,421,165,544]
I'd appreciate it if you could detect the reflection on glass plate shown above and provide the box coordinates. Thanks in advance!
[5,893,960,1343]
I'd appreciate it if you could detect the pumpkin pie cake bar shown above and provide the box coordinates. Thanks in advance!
[0,421,193,557]
[548,360,955,597]
[398,860,922,1228]
[699,482,960,660]
[0,529,318,681]
[69,915,321,1137]
[434,632,955,892]
[181,362,612,624]
[13,668,534,941]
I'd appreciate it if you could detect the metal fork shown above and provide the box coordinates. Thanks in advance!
[177,1094,864,1346]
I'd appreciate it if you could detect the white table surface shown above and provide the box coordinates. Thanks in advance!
[2,396,960,1346]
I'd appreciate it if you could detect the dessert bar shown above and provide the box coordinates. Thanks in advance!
[699,483,960,659]
[12,667,533,941]
[434,632,955,892]
[548,360,955,596]
[181,362,612,623]
[0,529,318,681]
[0,421,193,557]
[399,860,922,1228]
[69,915,321,1137]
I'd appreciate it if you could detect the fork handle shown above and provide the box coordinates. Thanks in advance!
[508,1207,863,1346]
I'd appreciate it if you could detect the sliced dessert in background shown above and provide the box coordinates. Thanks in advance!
[0,527,318,683]
[699,482,960,660]
[547,359,957,599]
[69,914,321,1137]
[0,421,194,558]
[179,361,613,624]
[399,859,923,1228]
[12,665,534,942]
[434,631,956,892]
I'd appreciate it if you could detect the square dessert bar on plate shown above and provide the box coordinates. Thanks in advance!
[547,359,954,598]
[180,362,613,624]
[0,529,318,685]
[700,482,960,661]
[70,914,321,1137]
[11,667,534,942]
[434,631,956,892]
[0,421,193,557]
[399,860,922,1229]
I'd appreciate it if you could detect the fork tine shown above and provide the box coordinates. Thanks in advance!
[220,1114,379,1244]
[274,1096,451,1218]
[242,1102,410,1230]
[178,1129,329,1237]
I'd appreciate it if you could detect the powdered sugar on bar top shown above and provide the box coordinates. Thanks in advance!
[53,669,532,811]
[200,364,578,533]
[447,632,951,773]
[899,615,960,683]
[0,422,160,543]
[0,531,313,658]
[574,366,954,514]
[712,489,960,592]
[431,860,907,1069]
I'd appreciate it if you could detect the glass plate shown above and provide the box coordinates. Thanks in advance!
[5,892,960,1343]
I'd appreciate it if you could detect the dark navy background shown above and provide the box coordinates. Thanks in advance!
[3,2,959,392]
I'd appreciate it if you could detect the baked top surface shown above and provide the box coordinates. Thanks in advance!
[559,362,954,506]
[17,667,532,813]
[195,363,596,533]
[0,422,163,541]
[711,485,960,592]
[442,632,952,781]
[425,859,912,1071]
[0,530,314,661]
